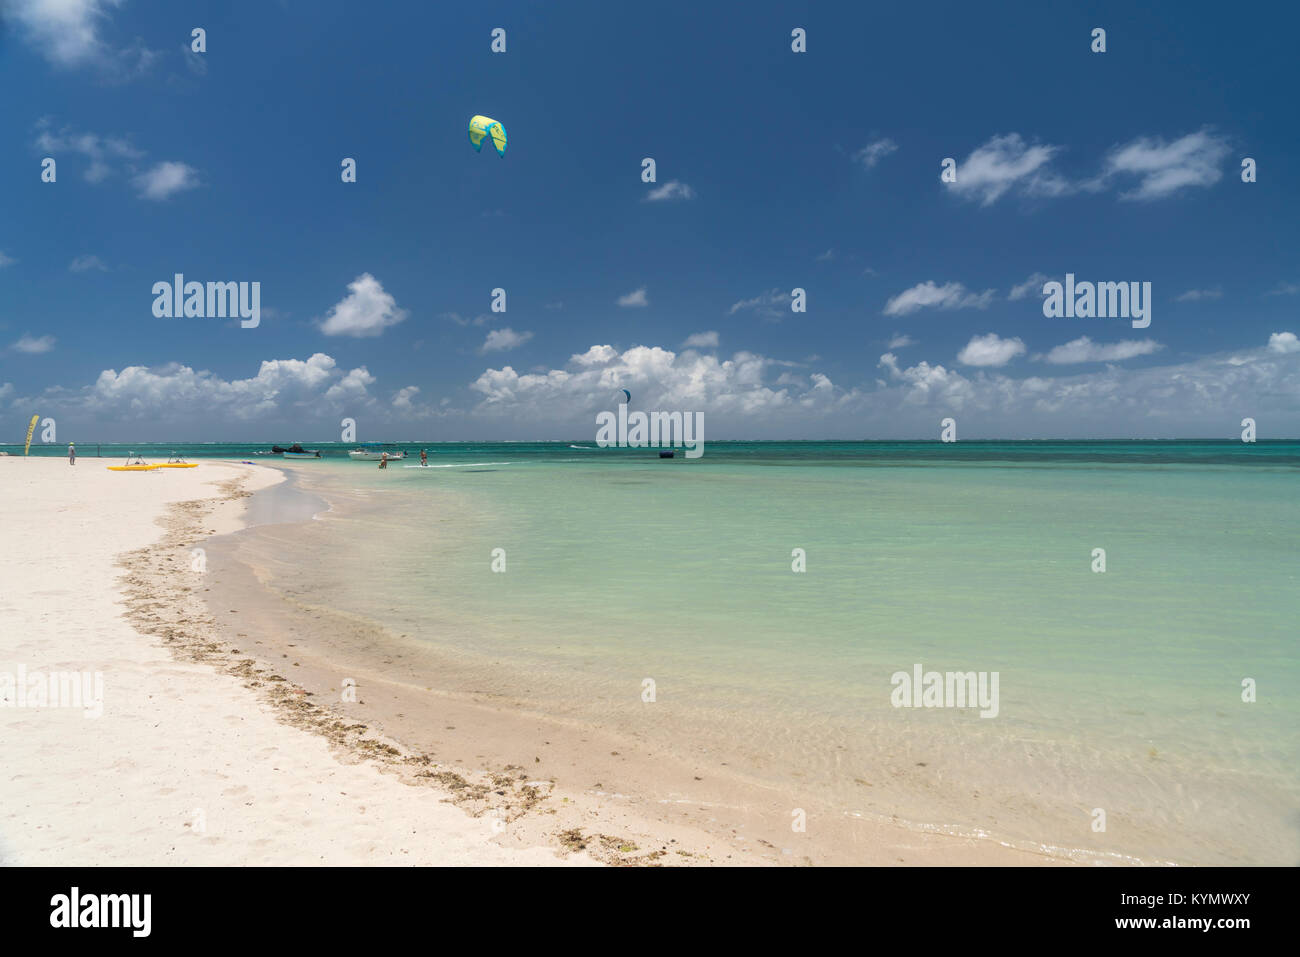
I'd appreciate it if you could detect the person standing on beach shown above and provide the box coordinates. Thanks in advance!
[379,452,388,470]
[420,449,427,467]
[68,443,76,465]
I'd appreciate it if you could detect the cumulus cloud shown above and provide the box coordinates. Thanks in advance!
[682,331,720,349]
[728,288,791,319]
[957,333,1026,367]
[887,333,916,349]
[11,334,56,354]
[63,353,375,427]
[480,328,533,353]
[6,0,157,76]
[1040,337,1163,364]
[133,161,198,200]
[570,344,619,367]
[69,254,108,272]
[318,274,408,337]
[1268,332,1300,354]
[883,281,996,316]
[617,287,649,307]
[1101,128,1230,201]
[873,338,1300,434]
[854,138,898,169]
[644,180,695,202]
[392,385,420,409]
[469,344,848,424]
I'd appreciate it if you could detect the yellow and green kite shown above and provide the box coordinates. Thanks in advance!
[468,115,507,157]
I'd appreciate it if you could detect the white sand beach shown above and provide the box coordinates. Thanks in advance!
[0,458,591,866]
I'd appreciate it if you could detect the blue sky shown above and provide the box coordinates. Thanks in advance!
[1,0,1298,440]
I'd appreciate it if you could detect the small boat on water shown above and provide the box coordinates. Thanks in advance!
[283,450,321,459]
[348,449,405,461]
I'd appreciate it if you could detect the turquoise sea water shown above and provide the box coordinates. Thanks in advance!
[43,441,1298,863]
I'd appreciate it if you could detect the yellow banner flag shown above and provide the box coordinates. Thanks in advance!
[23,414,38,456]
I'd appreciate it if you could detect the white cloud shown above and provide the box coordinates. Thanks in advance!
[944,134,1069,206]
[682,331,720,349]
[318,273,408,337]
[480,328,533,352]
[877,352,975,408]
[1268,332,1300,354]
[133,161,198,200]
[883,280,996,316]
[33,120,144,183]
[644,180,695,202]
[728,288,792,319]
[0,251,15,267]
[470,345,841,421]
[1175,288,1222,302]
[69,254,108,272]
[324,366,376,403]
[67,353,376,426]
[957,333,1026,367]
[815,248,834,262]
[887,333,916,349]
[1265,281,1299,297]
[392,385,420,409]
[1102,129,1230,201]
[945,129,1230,206]
[571,344,618,366]
[19,335,1300,439]
[1009,273,1049,300]
[854,138,898,169]
[11,334,56,354]
[1040,336,1163,364]
[617,287,649,307]
[6,0,155,76]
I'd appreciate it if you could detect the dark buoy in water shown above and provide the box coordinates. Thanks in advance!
[659,450,675,458]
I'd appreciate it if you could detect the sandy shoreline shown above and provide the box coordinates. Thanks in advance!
[0,458,590,865]
[1,457,1071,866]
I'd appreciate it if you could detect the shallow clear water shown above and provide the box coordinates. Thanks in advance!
[126,441,1300,863]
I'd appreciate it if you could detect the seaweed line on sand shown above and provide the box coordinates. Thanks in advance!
[115,471,699,866]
